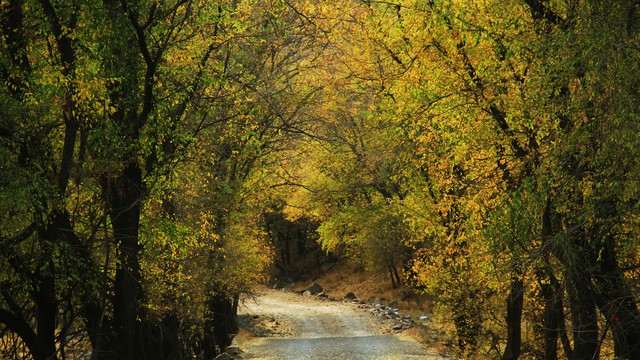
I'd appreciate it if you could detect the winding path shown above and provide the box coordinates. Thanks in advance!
[238,288,446,360]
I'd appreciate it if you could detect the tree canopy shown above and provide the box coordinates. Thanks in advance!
[2,0,640,359]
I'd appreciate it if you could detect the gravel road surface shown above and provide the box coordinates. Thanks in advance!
[238,288,447,360]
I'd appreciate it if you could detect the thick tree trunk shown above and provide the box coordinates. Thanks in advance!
[566,270,599,360]
[540,270,570,360]
[502,276,524,360]
[107,162,143,360]
[230,294,240,334]
[540,286,558,360]
[213,295,233,352]
[204,293,235,359]
[33,273,58,360]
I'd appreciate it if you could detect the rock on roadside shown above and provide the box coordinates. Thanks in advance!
[301,282,323,295]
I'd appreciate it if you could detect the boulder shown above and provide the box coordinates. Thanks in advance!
[303,290,312,296]
[344,292,356,300]
[385,307,394,315]
[303,282,323,295]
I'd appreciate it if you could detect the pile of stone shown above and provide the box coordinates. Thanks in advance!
[340,291,422,332]
[298,283,430,333]
[365,298,416,331]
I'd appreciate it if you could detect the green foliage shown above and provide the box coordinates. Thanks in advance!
[3,0,640,359]
[0,0,323,359]
[288,0,640,357]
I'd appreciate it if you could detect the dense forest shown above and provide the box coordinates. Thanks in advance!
[2,0,640,359]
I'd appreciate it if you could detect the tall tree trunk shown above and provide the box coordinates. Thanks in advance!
[33,273,58,360]
[540,269,571,360]
[540,282,557,360]
[566,270,599,360]
[502,276,524,360]
[213,295,233,352]
[230,294,240,335]
[107,162,143,360]
[204,293,234,358]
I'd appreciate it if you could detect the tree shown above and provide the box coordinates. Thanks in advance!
[1,0,322,359]
[287,0,640,358]
[4,0,640,359]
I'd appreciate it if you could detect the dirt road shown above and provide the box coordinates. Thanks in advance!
[237,288,447,359]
